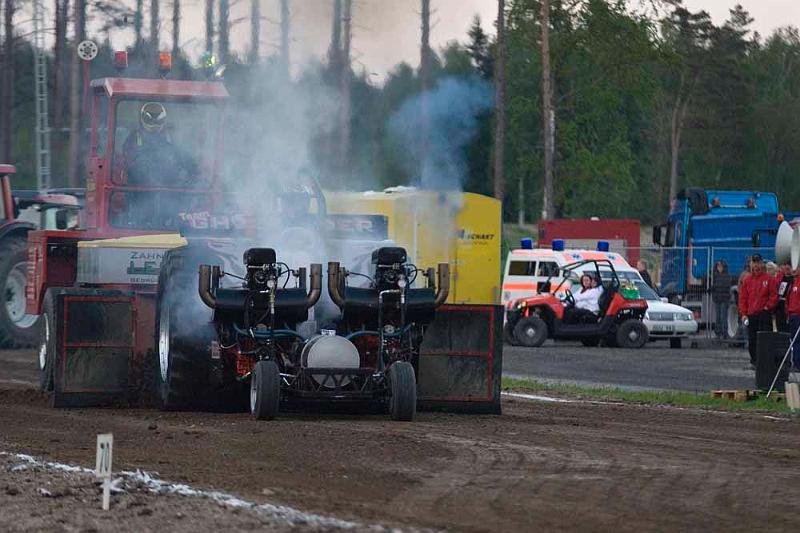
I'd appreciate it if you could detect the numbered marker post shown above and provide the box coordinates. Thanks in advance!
[95,433,113,510]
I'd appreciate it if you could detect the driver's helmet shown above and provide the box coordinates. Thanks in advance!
[140,102,167,133]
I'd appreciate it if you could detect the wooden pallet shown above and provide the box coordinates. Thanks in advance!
[711,390,786,402]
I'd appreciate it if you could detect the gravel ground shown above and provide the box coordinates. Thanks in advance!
[502,340,781,392]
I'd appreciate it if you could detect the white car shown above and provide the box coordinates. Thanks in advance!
[634,280,698,348]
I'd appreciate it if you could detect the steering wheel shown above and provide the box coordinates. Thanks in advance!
[563,289,575,307]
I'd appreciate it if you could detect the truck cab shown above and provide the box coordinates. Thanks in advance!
[653,188,792,331]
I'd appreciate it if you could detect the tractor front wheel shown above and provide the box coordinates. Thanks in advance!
[251,360,281,420]
[389,361,417,421]
[513,316,548,348]
[0,239,41,348]
[616,320,649,349]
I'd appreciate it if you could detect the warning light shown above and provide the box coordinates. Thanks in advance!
[113,51,128,72]
[597,240,610,252]
[158,52,172,75]
[520,238,533,250]
[552,239,565,251]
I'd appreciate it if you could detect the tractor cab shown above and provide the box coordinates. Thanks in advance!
[83,77,228,233]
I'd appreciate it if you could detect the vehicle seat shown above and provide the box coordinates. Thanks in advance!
[596,284,618,317]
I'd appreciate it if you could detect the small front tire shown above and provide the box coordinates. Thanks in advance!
[616,320,649,349]
[513,316,548,348]
[251,360,281,420]
[389,361,417,421]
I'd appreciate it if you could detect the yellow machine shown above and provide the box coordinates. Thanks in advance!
[326,188,502,305]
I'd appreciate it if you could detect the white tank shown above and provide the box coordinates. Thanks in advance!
[300,335,361,387]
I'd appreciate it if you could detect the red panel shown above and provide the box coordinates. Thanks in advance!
[537,219,641,263]
[91,77,229,99]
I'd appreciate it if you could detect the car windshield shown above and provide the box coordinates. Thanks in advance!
[112,99,220,188]
[633,281,660,300]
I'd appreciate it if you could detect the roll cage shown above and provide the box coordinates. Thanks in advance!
[541,259,621,295]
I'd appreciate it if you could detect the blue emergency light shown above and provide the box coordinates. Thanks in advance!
[552,239,565,251]
[520,238,533,250]
[597,240,610,252]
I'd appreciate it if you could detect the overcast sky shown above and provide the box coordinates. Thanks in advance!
[99,1,800,81]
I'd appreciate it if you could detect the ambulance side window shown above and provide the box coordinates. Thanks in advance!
[537,261,559,277]
[508,261,535,276]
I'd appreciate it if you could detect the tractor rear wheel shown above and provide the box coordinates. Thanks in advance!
[513,316,548,348]
[251,360,281,420]
[155,250,211,411]
[616,320,649,349]
[38,290,56,391]
[0,239,41,348]
[389,361,417,421]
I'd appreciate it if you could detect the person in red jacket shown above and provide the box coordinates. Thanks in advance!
[785,268,800,370]
[738,254,778,366]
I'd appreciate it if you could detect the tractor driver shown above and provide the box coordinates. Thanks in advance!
[123,102,197,185]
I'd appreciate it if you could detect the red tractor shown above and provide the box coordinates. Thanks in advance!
[25,55,503,416]
[505,259,649,349]
[0,165,81,348]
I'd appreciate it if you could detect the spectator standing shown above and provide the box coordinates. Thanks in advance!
[711,260,733,339]
[738,255,778,366]
[738,256,752,291]
[637,260,654,289]
[784,267,800,370]
[775,262,794,332]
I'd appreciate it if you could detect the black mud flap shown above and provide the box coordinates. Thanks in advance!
[417,304,503,414]
[51,289,133,408]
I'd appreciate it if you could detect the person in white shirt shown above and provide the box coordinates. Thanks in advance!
[566,274,603,323]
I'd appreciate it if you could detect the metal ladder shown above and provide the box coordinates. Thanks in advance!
[32,0,52,190]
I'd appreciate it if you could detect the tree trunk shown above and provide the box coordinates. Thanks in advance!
[339,0,352,179]
[150,0,160,55]
[171,0,180,56]
[419,0,432,185]
[540,0,555,220]
[53,0,68,131]
[135,0,143,49]
[218,0,229,64]
[204,0,213,54]
[279,0,289,76]
[328,0,341,77]
[493,0,506,202]
[1,0,14,162]
[67,0,86,187]
[668,74,695,206]
[248,0,259,64]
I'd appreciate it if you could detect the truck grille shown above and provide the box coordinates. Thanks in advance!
[648,312,675,321]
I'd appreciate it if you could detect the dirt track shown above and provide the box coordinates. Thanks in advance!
[0,380,799,531]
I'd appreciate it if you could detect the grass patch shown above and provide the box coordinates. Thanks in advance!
[502,377,795,414]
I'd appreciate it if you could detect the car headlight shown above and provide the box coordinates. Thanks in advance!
[676,313,693,321]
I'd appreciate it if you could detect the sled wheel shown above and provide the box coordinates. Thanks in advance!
[616,320,649,349]
[251,360,281,421]
[389,361,417,421]
[513,316,548,348]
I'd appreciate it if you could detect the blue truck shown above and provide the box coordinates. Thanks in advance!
[652,188,798,337]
